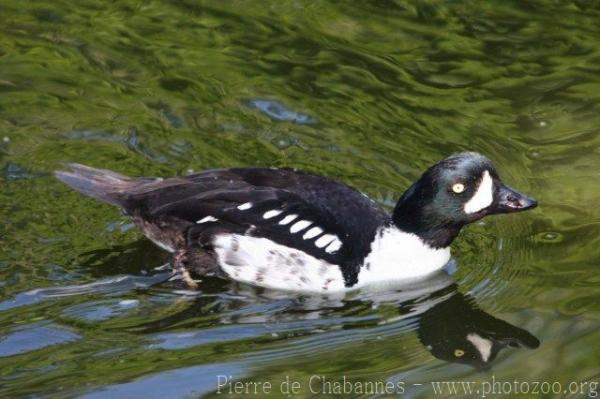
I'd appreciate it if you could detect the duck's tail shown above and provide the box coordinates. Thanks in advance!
[54,163,135,208]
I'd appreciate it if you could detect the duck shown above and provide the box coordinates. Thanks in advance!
[55,152,537,292]
[416,287,540,368]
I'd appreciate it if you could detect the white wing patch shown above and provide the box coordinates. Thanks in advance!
[196,216,218,224]
[278,214,298,225]
[212,234,346,292]
[325,238,342,253]
[263,209,283,219]
[303,227,323,239]
[464,170,493,214]
[237,202,253,210]
[315,234,337,248]
[290,220,311,233]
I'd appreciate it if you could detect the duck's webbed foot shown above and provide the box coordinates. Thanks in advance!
[172,248,200,289]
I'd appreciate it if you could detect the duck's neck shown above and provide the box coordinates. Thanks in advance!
[392,191,463,249]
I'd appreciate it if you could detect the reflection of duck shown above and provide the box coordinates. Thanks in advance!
[131,269,538,369]
[417,288,540,368]
[56,152,536,291]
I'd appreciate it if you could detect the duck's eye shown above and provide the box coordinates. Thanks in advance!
[454,349,465,357]
[452,183,465,193]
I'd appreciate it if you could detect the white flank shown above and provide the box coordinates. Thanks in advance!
[212,234,346,292]
[303,227,323,239]
[464,170,493,214]
[325,238,342,253]
[237,202,253,210]
[278,214,298,225]
[290,220,311,233]
[196,216,218,224]
[467,333,493,362]
[315,234,337,248]
[263,209,283,219]
[358,227,450,286]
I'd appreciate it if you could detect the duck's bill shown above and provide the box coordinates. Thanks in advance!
[491,184,538,214]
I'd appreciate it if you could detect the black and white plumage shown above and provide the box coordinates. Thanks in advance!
[417,288,540,368]
[55,152,537,292]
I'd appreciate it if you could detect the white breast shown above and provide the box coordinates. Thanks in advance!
[212,227,449,293]
[212,234,346,292]
[357,227,450,287]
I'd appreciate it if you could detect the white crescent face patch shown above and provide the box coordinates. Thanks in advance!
[467,333,493,362]
[464,170,494,214]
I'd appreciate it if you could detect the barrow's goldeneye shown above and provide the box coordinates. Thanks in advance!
[55,152,537,292]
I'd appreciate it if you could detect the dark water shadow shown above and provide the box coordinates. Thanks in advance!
[78,239,170,277]
[72,267,540,398]
[127,269,540,370]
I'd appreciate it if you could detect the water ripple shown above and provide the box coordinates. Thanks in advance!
[0,272,171,312]
[0,322,80,357]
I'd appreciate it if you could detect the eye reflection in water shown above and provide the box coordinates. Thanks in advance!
[416,287,540,369]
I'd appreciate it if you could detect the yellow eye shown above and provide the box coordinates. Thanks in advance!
[454,349,465,357]
[452,183,465,193]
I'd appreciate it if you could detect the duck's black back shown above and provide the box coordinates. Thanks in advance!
[57,165,391,284]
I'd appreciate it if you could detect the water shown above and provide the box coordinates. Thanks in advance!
[1,1,599,397]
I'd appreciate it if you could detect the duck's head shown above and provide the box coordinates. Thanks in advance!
[393,152,537,248]
[418,292,541,369]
